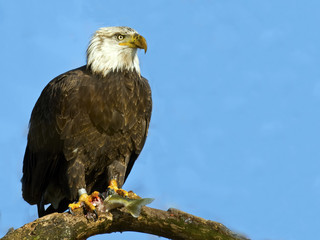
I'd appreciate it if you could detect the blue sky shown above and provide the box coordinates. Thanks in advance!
[1,1,320,239]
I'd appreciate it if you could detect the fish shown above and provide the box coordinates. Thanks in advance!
[103,194,154,218]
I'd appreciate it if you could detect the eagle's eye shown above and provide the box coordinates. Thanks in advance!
[117,34,125,41]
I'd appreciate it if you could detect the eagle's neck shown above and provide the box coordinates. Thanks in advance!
[86,37,140,77]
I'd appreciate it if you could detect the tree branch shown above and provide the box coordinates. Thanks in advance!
[2,207,249,240]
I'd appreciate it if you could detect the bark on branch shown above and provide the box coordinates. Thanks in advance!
[2,206,249,240]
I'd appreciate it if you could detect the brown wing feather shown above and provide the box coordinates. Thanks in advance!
[124,76,152,182]
[22,67,87,204]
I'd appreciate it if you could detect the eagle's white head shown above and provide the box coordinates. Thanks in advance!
[87,26,147,77]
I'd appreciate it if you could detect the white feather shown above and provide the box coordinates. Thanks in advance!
[87,27,141,77]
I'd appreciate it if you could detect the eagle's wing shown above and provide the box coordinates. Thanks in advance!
[123,76,152,182]
[21,67,98,204]
[22,72,68,205]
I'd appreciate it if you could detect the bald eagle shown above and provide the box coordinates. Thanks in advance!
[21,26,152,217]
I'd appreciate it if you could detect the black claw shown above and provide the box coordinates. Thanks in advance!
[93,209,98,218]
[99,192,106,200]
[69,207,74,215]
[106,188,115,196]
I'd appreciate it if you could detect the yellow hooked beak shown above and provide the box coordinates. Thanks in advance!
[119,33,147,53]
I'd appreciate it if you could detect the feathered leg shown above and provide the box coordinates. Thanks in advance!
[65,159,100,215]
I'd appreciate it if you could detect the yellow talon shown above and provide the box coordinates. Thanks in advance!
[107,179,140,198]
[90,191,100,199]
[128,190,140,199]
[68,192,98,212]
[109,179,118,189]
[108,179,128,197]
